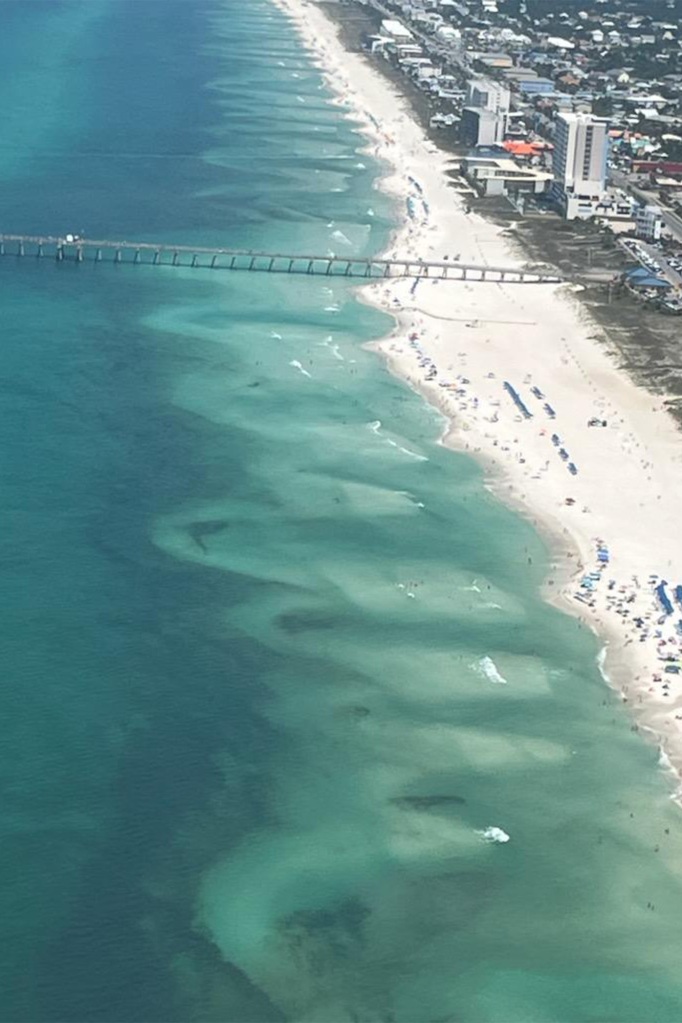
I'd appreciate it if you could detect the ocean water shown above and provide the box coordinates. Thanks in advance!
[2,2,682,1021]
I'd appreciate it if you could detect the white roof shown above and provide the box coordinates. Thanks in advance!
[381,19,413,39]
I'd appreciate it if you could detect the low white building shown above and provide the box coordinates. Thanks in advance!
[394,43,424,57]
[546,35,575,51]
[413,62,440,81]
[568,193,634,222]
[436,25,461,43]
[462,155,552,196]
[380,19,413,40]
[430,112,458,128]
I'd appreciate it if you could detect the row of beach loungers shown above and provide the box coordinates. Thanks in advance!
[503,382,557,422]
[530,385,556,420]
[655,580,682,620]
[505,381,575,473]
[503,381,532,420]
[551,433,577,476]
[505,380,580,474]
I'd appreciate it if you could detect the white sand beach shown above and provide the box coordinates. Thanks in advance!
[273,0,682,787]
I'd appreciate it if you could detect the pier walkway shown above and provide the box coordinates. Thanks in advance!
[0,234,562,284]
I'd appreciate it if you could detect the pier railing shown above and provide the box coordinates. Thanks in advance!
[0,234,562,284]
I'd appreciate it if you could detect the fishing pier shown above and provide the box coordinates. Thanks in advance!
[0,234,562,285]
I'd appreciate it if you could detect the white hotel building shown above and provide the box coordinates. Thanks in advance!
[552,113,609,220]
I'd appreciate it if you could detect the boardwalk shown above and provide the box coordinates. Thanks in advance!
[0,233,563,284]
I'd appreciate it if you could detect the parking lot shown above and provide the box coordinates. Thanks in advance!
[621,236,682,289]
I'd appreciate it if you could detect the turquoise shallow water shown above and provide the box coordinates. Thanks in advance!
[2,2,682,1021]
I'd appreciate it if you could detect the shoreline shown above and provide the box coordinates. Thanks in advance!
[271,0,682,795]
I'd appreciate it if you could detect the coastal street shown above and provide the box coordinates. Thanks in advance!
[621,236,682,289]
[610,168,682,246]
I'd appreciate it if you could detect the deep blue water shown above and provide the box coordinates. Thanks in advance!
[2,3,682,1021]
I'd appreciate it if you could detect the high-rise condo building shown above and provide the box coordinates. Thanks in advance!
[462,77,509,147]
[465,77,510,116]
[552,113,609,219]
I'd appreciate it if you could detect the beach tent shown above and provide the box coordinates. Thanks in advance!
[625,267,671,289]
[636,276,671,289]
[655,582,674,615]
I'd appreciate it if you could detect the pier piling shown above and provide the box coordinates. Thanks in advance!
[0,233,563,285]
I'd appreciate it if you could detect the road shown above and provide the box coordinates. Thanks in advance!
[609,167,682,245]
[366,0,472,75]
[619,236,682,291]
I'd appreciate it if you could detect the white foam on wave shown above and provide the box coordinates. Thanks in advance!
[396,489,426,510]
[596,646,611,685]
[477,826,510,844]
[477,656,508,685]
[296,95,305,103]
[366,421,428,460]
[386,438,428,461]
[660,748,674,772]
[324,303,341,313]
[318,335,345,361]
[367,208,375,217]
[289,360,311,378]
[270,331,282,340]
[331,229,352,246]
